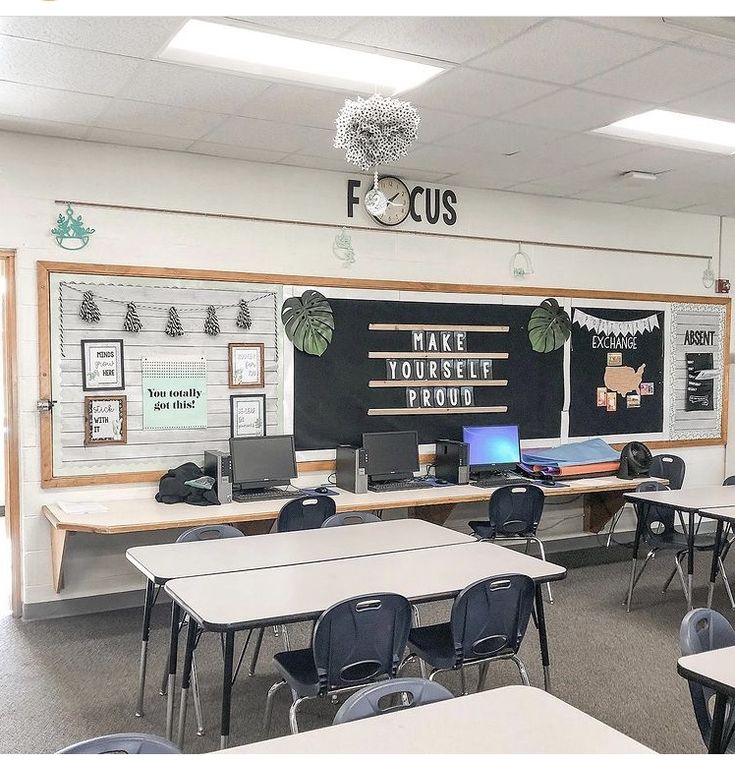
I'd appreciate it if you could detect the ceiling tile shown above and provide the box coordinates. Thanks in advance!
[580,45,735,104]
[0,81,110,124]
[0,17,183,57]
[239,83,348,129]
[412,107,481,144]
[437,118,566,155]
[186,142,291,162]
[574,183,657,204]
[679,198,735,216]
[341,17,541,64]
[204,116,329,153]
[0,36,141,96]
[398,144,482,174]
[116,61,270,114]
[85,127,193,151]
[278,154,356,173]
[92,100,225,140]
[668,80,735,122]
[410,68,558,119]
[237,17,361,40]
[0,117,88,140]
[608,144,724,174]
[580,17,691,42]
[470,18,661,85]
[629,191,715,211]
[501,88,651,132]
[528,132,646,168]
[678,33,735,59]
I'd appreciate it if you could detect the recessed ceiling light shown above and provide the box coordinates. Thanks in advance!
[594,109,735,155]
[158,20,446,95]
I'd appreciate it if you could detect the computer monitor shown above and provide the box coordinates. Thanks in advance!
[462,424,521,476]
[362,431,420,483]
[229,434,298,491]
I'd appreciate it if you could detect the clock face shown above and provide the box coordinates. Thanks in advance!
[368,176,411,227]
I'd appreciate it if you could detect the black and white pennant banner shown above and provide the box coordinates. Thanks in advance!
[573,309,660,337]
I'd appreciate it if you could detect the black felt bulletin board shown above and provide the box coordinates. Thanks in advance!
[294,298,564,450]
[569,307,665,437]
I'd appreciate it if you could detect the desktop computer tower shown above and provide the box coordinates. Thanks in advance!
[204,449,233,504]
[435,439,470,485]
[335,445,368,494]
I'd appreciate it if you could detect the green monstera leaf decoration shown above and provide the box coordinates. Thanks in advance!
[281,290,335,357]
[528,298,571,353]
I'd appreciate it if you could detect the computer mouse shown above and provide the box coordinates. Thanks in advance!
[314,486,329,494]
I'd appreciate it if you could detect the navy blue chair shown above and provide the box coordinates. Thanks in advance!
[277,495,336,532]
[264,593,412,734]
[724,476,735,487]
[167,524,245,736]
[650,453,686,490]
[680,608,735,752]
[407,574,535,695]
[58,733,180,754]
[469,485,552,604]
[322,511,381,528]
[332,677,453,725]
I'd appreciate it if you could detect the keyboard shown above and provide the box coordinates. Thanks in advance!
[233,488,306,503]
[368,480,435,493]
[471,476,531,489]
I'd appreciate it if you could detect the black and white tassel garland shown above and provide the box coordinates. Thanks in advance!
[204,305,220,336]
[123,302,142,332]
[79,290,101,323]
[164,306,184,337]
[236,299,252,330]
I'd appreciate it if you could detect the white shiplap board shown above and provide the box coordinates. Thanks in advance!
[49,272,283,477]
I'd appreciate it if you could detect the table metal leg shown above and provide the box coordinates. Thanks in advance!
[709,519,725,608]
[220,631,235,750]
[535,585,551,692]
[710,692,728,753]
[625,504,645,612]
[176,619,198,750]
[135,579,156,718]
[165,602,181,741]
[687,511,696,610]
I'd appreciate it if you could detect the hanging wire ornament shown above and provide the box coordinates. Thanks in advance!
[204,305,220,336]
[52,204,95,250]
[123,302,143,332]
[236,299,252,330]
[334,94,420,214]
[164,306,184,337]
[79,290,101,323]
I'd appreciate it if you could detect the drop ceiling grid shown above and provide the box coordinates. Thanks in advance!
[0,16,733,212]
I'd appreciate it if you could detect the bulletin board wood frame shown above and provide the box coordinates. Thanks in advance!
[37,260,731,488]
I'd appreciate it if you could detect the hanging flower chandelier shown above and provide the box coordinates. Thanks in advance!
[334,93,420,215]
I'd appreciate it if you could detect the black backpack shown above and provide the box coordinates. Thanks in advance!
[155,462,220,506]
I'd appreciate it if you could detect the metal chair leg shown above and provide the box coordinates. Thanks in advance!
[606,508,624,548]
[530,537,553,604]
[626,549,654,611]
[249,627,265,676]
[191,654,205,737]
[662,554,681,594]
[719,558,735,609]
[510,654,531,686]
[288,695,309,735]
[263,680,287,734]
[478,662,489,691]
[674,552,690,606]
[282,625,291,651]
[459,667,468,696]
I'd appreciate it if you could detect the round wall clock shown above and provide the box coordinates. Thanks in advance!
[368,176,411,227]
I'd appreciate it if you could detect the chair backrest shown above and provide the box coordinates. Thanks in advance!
[449,574,535,668]
[312,592,412,693]
[680,608,735,747]
[650,454,686,490]
[58,733,181,754]
[633,482,679,548]
[332,678,453,725]
[277,495,336,532]
[486,485,545,537]
[175,524,244,543]
[724,476,735,486]
[321,511,382,528]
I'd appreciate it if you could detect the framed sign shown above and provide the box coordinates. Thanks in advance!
[81,339,125,391]
[230,394,266,438]
[228,342,265,388]
[141,357,208,430]
[84,395,127,446]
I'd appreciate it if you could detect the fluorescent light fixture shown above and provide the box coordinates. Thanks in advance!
[594,109,735,155]
[159,20,446,95]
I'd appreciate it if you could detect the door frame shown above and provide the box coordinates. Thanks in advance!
[1,251,21,616]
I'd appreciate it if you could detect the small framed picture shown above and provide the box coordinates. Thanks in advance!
[607,352,623,367]
[229,342,265,388]
[230,394,266,438]
[81,339,125,391]
[84,395,127,446]
[606,392,617,412]
[596,387,608,407]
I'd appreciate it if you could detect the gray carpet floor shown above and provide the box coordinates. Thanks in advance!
[0,544,728,754]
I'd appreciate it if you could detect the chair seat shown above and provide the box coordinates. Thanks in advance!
[273,648,320,698]
[408,623,457,670]
[468,521,535,540]
[647,532,718,552]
